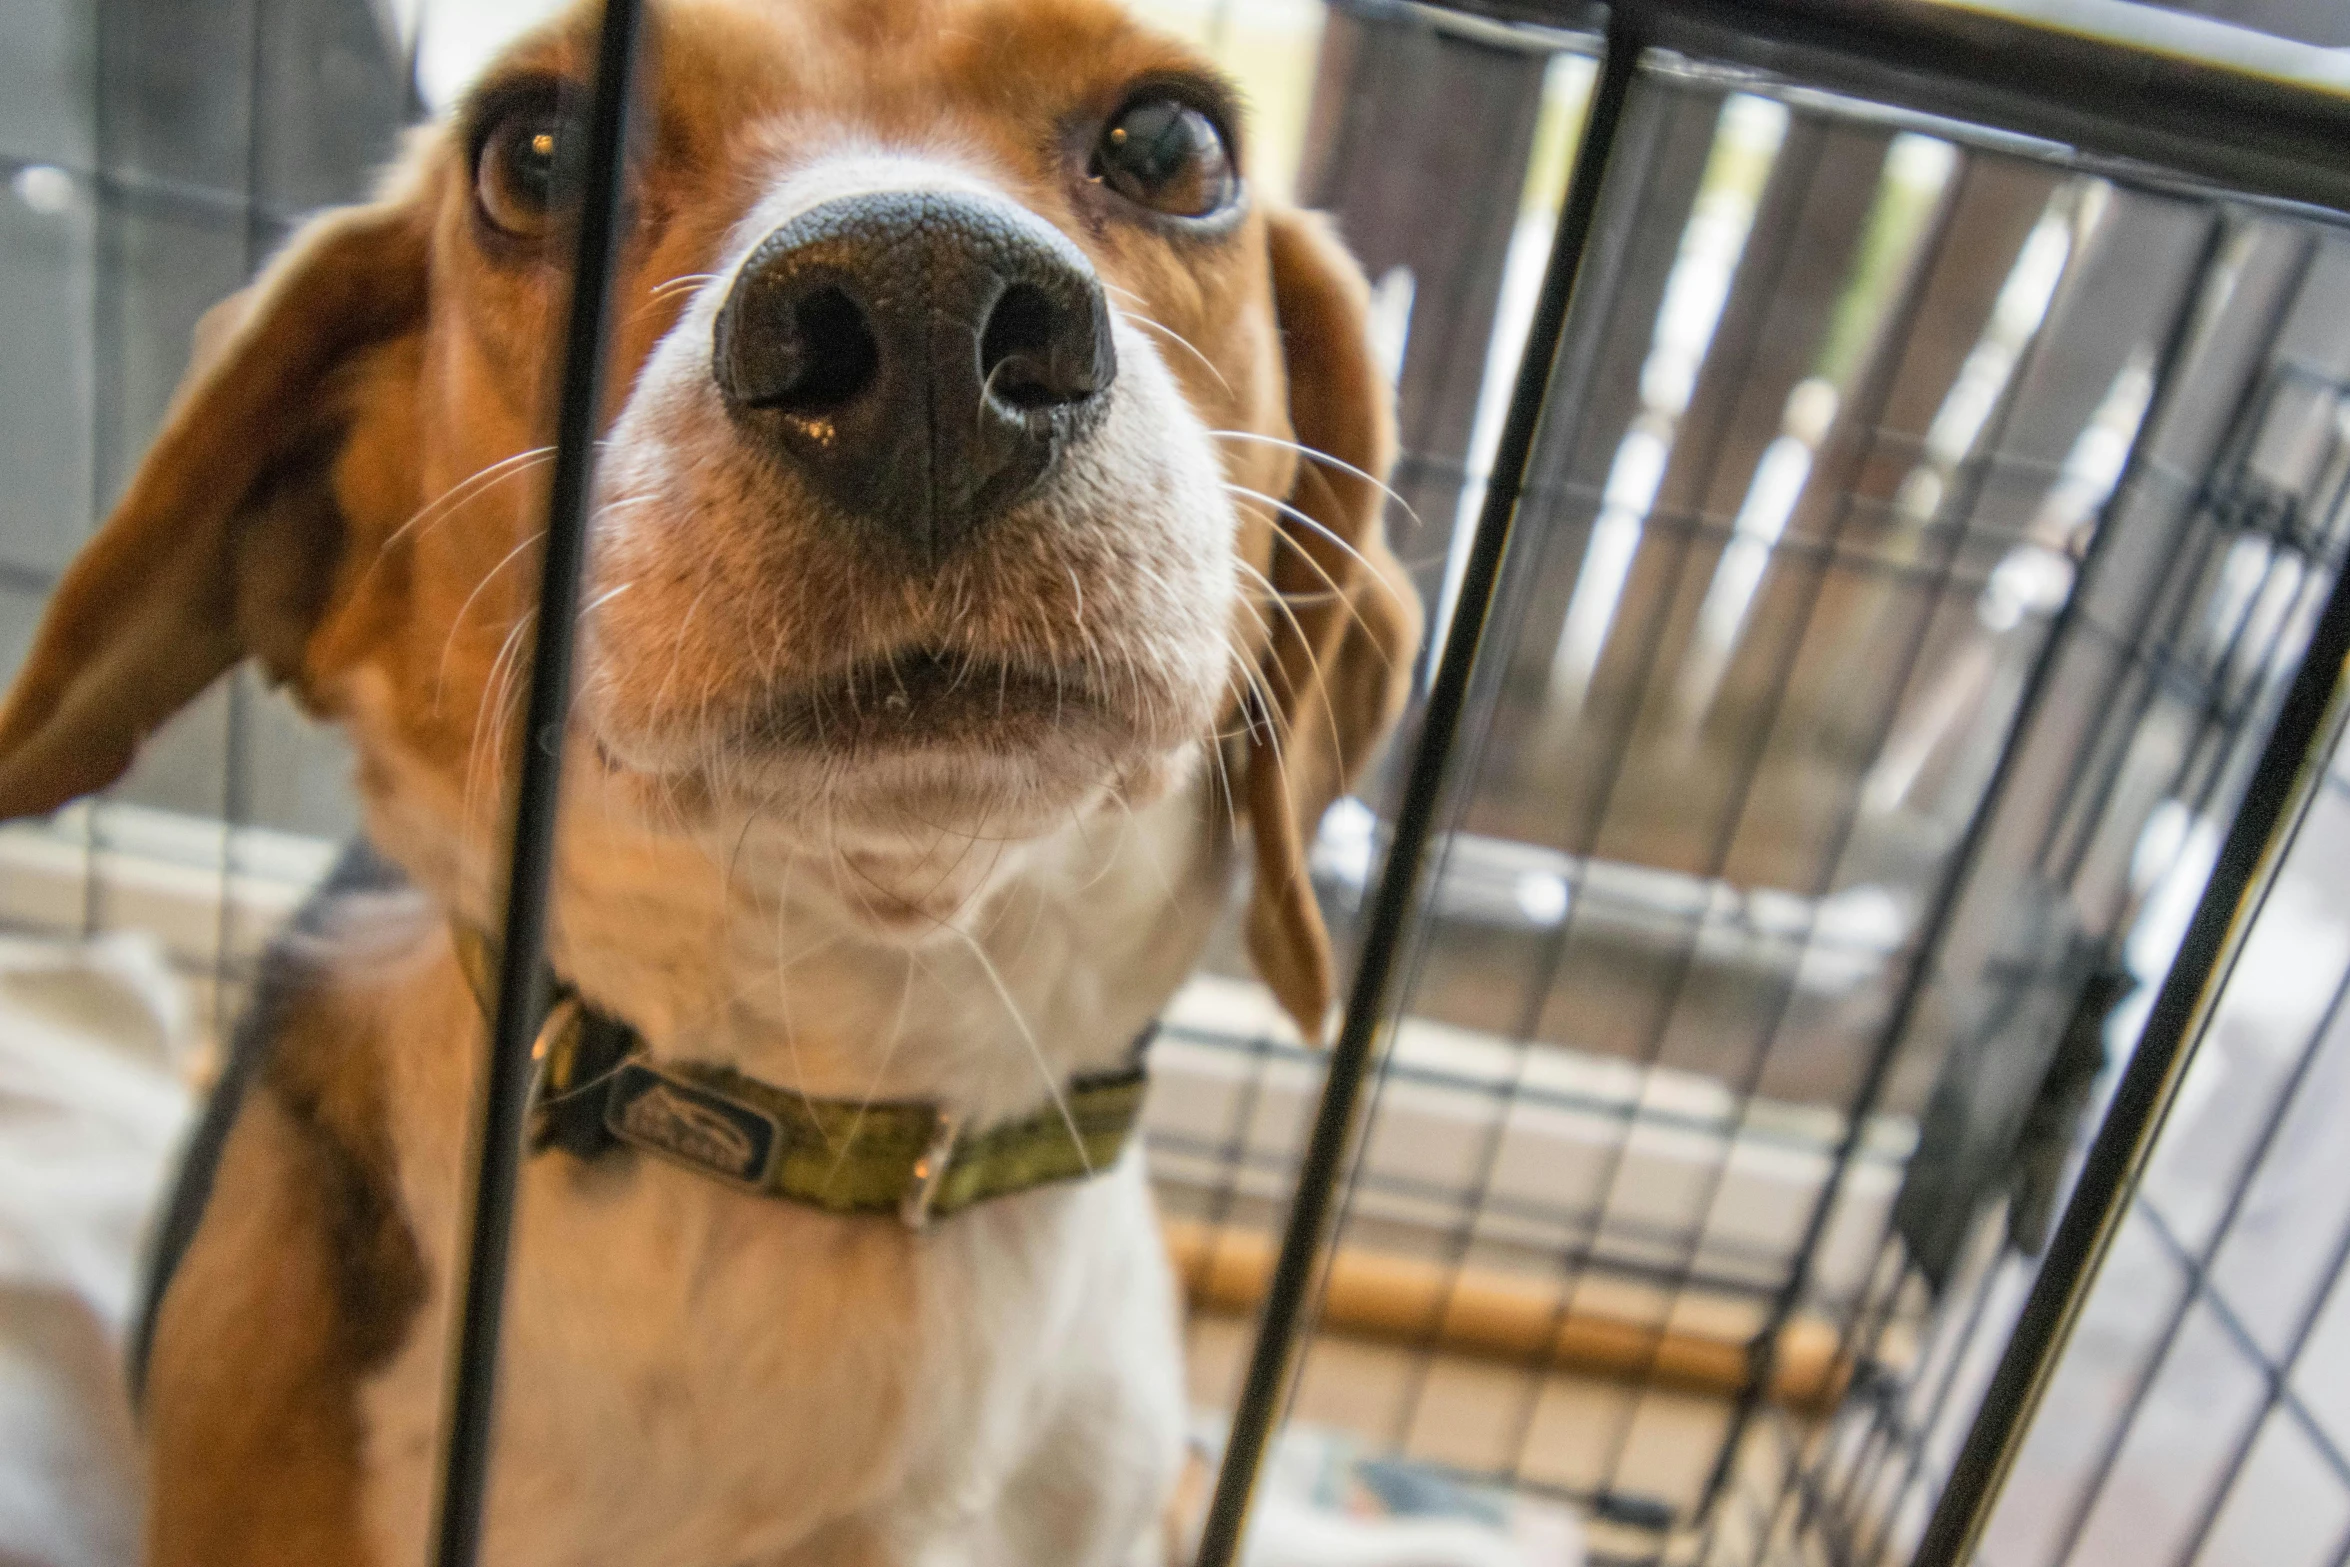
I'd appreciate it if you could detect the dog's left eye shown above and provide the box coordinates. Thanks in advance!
[1091,97,1235,219]
[475,94,579,236]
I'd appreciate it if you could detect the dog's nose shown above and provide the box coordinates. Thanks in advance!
[714,189,1117,559]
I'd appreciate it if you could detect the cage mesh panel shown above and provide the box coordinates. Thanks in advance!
[0,0,390,1051]
[1690,264,2350,1567]
[1178,42,2350,1567]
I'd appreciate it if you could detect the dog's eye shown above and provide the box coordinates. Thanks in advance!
[475,97,578,236]
[1091,98,1234,219]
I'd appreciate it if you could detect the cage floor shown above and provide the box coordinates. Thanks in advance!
[1186,1313,1729,1560]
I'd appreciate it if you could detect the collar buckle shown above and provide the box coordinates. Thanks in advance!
[531,995,583,1068]
[523,996,584,1150]
[899,1109,962,1231]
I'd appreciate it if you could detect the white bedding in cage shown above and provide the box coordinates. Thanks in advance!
[0,930,190,1567]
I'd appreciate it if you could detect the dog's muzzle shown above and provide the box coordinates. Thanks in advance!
[714,188,1118,561]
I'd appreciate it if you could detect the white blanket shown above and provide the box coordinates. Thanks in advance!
[0,933,192,1567]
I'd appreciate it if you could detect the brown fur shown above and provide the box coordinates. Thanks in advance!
[143,913,452,1565]
[1244,210,1419,1034]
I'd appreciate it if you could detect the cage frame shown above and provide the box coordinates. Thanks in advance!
[403,3,2350,1566]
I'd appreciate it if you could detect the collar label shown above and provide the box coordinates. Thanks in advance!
[604,1062,781,1187]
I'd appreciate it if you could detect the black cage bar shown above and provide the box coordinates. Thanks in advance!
[428,1,643,1562]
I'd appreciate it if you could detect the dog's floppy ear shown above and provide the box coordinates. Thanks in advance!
[1244,209,1424,1043]
[0,196,430,820]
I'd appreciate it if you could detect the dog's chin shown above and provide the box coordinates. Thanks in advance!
[586,708,1194,941]
[587,650,1206,856]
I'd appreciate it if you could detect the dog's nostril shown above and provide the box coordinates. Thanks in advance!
[980,282,1098,412]
[757,286,880,414]
[718,190,1121,557]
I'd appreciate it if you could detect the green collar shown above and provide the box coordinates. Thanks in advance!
[453,926,1150,1229]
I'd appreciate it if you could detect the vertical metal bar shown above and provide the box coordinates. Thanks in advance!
[2035,234,2318,892]
[1692,203,2233,1523]
[427,3,644,1564]
[78,0,121,943]
[1501,124,1975,1523]
[1188,16,1644,1567]
[215,0,270,1051]
[404,9,433,124]
[1914,500,2350,1567]
[1371,58,1702,1463]
[1852,1237,2005,1564]
[1387,97,1822,1462]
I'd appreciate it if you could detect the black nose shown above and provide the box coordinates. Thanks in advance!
[713,189,1116,559]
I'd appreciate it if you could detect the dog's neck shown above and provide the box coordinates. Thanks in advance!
[400,746,1232,1132]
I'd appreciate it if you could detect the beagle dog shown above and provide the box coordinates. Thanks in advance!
[0,0,1420,1562]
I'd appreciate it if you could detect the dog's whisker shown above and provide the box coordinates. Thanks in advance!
[948,924,1093,1175]
[434,526,548,710]
[1231,481,1410,671]
[766,852,835,1141]
[638,272,722,315]
[821,954,917,1197]
[1105,297,1233,397]
[1208,426,1427,535]
[1222,480,1416,639]
[578,580,634,618]
[374,447,558,571]
[1232,556,1345,764]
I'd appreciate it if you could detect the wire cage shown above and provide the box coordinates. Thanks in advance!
[7,2,2350,1567]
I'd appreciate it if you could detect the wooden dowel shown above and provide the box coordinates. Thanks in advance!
[1165,1219,1850,1414]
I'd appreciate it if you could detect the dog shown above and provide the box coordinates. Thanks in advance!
[0,0,1421,1561]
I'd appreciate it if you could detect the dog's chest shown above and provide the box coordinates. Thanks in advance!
[346,783,1218,1563]
[360,1114,1169,1567]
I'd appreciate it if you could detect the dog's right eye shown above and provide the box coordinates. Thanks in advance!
[475,96,577,237]
[1091,96,1235,220]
